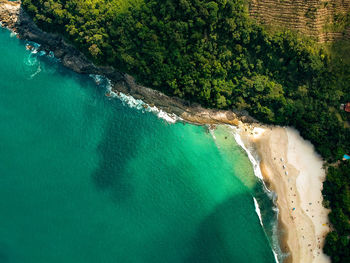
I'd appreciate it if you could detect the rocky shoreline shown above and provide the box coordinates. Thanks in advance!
[1,2,332,263]
[0,0,256,127]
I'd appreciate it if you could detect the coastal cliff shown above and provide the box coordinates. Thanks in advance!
[0,0,255,126]
[0,1,347,263]
[249,0,350,42]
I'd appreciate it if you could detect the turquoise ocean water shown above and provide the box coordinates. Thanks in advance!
[0,27,279,263]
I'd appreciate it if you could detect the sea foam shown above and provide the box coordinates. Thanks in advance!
[231,127,280,263]
[19,39,177,124]
[231,128,266,182]
[30,63,41,79]
[90,74,180,124]
[14,32,281,261]
[21,40,282,260]
[253,197,263,226]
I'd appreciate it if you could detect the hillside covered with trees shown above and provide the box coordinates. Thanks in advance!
[22,0,350,261]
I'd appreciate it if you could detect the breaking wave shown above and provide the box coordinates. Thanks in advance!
[231,127,281,263]
[90,74,180,124]
[253,197,263,227]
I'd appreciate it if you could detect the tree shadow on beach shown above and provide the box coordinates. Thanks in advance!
[185,194,275,263]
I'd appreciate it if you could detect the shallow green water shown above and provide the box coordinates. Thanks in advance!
[0,28,277,263]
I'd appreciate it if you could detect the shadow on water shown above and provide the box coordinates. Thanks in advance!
[21,42,142,202]
[186,194,275,263]
[253,182,278,226]
[90,98,162,202]
[252,181,283,262]
[91,109,140,202]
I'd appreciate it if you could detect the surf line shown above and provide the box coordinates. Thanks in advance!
[17,34,282,262]
[229,126,280,263]
[90,74,181,124]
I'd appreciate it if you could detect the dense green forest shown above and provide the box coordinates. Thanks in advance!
[323,161,350,262]
[22,0,350,261]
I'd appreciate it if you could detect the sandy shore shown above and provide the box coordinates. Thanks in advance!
[238,125,330,263]
[0,2,332,262]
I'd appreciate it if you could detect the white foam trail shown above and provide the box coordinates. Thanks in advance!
[209,128,216,140]
[24,43,41,67]
[231,126,280,262]
[24,54,38,66]
[231,128,268,186]
[24,42,59,63]
[90,74,104,85]
[148,106,179,124]
[29,43,40,54]
[271,210,283,263]
[253,197,263,226]
[10,31,17,37]
[89,74,180,124]
[272,250,279,263]
[113,91,145,110]
[253,196,281,263]
[231,127,280,206]
[30,63,41,79]
[26,42,46,55]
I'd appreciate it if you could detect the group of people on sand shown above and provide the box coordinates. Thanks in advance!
[274,155,328,259]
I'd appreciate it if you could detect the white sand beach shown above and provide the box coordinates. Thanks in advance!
[287,128,330,263]
[238,125,331,263]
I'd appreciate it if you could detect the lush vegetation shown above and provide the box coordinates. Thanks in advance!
[22,0,350,261]
[323,161,350,262]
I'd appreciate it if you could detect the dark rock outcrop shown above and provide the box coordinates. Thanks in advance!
[0,0,255,126]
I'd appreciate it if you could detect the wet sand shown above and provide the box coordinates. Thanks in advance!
[238,125,330,263]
